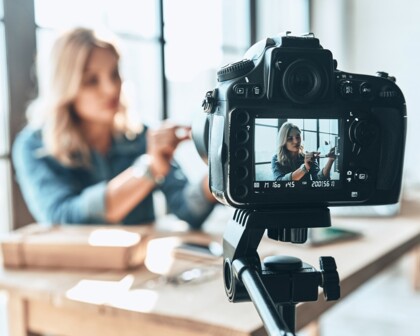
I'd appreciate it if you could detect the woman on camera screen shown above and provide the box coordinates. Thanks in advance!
[12,27,215,228]
[271,122,336,182]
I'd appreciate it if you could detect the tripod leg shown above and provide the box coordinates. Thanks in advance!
[276,304,296,335]
[232,259,295,336]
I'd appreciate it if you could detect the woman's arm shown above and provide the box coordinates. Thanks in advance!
[12,130,110,224]
[12,125,188,225]
[321,158,335,178]
[157,162,215,229]
[319,148,336,179]
[272,154,311,181]
[104,164,157,223]
[105,124,190,223]
[272,155,291,180]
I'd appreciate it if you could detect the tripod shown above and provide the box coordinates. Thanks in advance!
[223,207,340,336]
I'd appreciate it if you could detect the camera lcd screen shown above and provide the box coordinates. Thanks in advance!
[254,118,342,192]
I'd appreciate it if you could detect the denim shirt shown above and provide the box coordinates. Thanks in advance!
[12,126,214,228]
[271,154,324,181]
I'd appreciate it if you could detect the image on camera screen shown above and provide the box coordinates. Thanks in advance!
[254,118,341,191]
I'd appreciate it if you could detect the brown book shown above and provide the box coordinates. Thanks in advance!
[0,224,153,270]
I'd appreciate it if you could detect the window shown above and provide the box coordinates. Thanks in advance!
[33,0,256,183]
[164,0,252,180]
[5,0,312,228]
[254,119,279,180]
[289,118,339,180]
[34,0,163,126]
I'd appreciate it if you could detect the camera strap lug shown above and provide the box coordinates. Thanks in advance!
[202,89,218,114]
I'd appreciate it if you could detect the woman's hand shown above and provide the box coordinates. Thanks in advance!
[147,123,191,178]
[304,151,320,171]
[326,147,336,161]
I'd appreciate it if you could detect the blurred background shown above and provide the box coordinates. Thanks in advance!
[1,0,420,232]
[0,1,419,334]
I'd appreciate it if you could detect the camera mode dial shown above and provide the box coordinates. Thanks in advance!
[217,59,255,82]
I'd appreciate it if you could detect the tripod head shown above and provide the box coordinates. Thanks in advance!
[223,207,340,335]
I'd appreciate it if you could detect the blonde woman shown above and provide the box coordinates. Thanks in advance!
[271,122,335,181]
[12,27,215,227]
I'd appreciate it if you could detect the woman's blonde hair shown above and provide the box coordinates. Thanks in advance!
[277,122,304,166]
[27,27,136,167]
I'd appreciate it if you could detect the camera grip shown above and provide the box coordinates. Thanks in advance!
[209,115,226,194]
[371,107,406,191]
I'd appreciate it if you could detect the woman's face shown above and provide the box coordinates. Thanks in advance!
[73,47,121,126]
[285,128,301,154]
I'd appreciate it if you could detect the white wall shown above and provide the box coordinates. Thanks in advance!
[181,0,420,190]
[313,0,420,188]
[257,0,310,40]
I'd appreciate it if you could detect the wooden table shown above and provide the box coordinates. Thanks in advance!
[1,199,419,336]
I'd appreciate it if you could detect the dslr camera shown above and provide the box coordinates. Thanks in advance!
[196,32,406,210]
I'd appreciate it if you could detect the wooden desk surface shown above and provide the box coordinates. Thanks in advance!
[1,200,419,336]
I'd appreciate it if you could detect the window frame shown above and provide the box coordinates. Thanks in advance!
[3,0,37,230]
[4,0,311,230]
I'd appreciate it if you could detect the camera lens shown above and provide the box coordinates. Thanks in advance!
[282,59,327,104]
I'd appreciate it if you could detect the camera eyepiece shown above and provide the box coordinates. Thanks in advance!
[282,59,327,104]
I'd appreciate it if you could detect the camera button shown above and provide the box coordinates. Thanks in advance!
[235,148,249,162]
[251,85,263,97]
[235,166,249,180]
[236,129,249,144]
[234,185,248,199]
[340,80,355,98]
[350,120,377,146]
[351,191,359,198]
[355,169,369,182]
[233,85,246,96]
[236,110,250,125]
[359,82,373,98]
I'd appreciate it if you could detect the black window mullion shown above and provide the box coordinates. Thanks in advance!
[316,118,320,150]
[4,0,37,142]
[157,0,167,120]
[249,0,257,45]
[4,0,37,229]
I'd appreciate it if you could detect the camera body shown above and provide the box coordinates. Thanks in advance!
[200,33,406,209]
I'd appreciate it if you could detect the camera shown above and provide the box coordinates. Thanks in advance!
[195,32,406,210]
[192,33,406,333]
